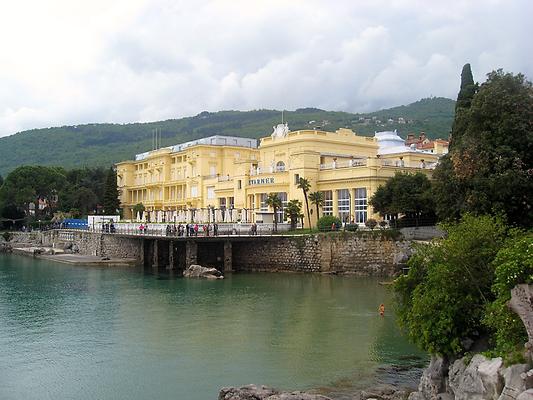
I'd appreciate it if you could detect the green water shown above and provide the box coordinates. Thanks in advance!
[0,254,425,400]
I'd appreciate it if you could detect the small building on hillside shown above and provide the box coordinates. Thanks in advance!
[405,132,449,154]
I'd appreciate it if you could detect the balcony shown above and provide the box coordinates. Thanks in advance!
[319,159,367,170]
[380,159,437,169]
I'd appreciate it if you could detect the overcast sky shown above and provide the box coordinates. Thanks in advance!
[0,0,531,137]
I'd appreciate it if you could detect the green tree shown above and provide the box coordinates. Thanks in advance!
[308,191,324,227]
[0,174,3,187]
[317,215,341,231]
[435,70,533,227]
[285,199,302,229]
[297,177,311,229]
[370,172,434,226]
[265,193,282,233]
[450,63,478,148]
[103,167,120,215]
[483,233,532,362]
[394,214,508,356]
[0,166,67,219]
[133,203,145,220]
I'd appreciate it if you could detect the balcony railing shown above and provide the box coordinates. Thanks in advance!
[380,160,437,169]
[319,159,367,170]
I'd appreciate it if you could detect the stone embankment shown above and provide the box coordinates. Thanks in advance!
[2,230,417,276]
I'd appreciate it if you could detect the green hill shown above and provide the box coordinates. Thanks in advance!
[0,97,454,176]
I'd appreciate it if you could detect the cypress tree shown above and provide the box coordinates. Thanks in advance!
[450,63,477,148]
[103,167,120,215]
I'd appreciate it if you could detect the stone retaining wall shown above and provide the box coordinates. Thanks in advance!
[15,230,413,276]
[233,233,412,276]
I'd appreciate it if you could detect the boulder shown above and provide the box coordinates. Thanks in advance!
[509,285,533,351]
[517,389,533,400]
[184,264,224,279]
[498,364,530,400]
[417,356,449,399]
[219,384,280,400]
[407,392,426,400]
[449,354,503,400]
[218,385,330,400]
[268,392,331,400]
[448,358,468,394]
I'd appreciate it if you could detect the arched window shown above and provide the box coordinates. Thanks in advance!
[276,161,285,172]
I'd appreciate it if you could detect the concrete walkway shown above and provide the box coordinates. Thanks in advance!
[11,246,137,267]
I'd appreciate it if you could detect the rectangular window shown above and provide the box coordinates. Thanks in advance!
[207,186,215,199]
[229,197,235,209]
[209,164,216,177]
[260,193,268,212]
[238,180,242,189]
[322,190,333,215]
[219,198,226,208]
[354,187,367,224]
[337,189,350,222]
[277,192,288,223]
[190,185,198,197]
[294,173,300,185]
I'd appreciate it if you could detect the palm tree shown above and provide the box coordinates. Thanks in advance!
[308,191,324,227]
[297,177,311,229]
[285,199,302,230]
[265,193,282,233]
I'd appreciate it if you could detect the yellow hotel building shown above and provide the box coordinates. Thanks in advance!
[116,125,447,227]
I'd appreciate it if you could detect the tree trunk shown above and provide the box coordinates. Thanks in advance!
[273,206,278,233]
[304,192,311,230]
[509,284,533,348]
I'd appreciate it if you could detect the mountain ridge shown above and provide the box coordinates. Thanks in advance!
[0,97,455,176]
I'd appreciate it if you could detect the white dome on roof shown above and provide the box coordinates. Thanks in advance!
[374,130,405,147]
[374,130,413,155]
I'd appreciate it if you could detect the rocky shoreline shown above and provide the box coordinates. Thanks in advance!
[218,383,414,400]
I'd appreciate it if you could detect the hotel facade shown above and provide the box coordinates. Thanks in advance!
[116,125,447,227]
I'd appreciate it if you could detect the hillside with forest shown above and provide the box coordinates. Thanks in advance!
[0,97,455,175]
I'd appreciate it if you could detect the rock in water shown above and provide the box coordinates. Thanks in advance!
[183,264,224,279]
[219,384,280,399]
[218,385,332,400]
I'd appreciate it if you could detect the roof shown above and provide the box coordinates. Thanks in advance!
[135,135,258,161]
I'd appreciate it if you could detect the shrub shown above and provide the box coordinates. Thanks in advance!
[365,218,377,230]
[379,220,388,229]
[344,224,358,232]
[2,231,12,242]
[483,233,532,362]
[394,214,508,356]
[380,228,402,241]
[317,215,341,231]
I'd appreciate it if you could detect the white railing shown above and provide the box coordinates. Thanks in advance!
[319,159,367,170]
[218,175,233,182]
[380,160,437,169]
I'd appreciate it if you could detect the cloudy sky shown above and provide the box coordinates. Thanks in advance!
[0,0,531,137]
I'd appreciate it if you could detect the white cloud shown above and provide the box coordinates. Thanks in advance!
[0,0,531,137]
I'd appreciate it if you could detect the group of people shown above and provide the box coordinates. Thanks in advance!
[101,222,116,233]
[134,222,263,236]
[161,223,220,237]
[249,223,258,235]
